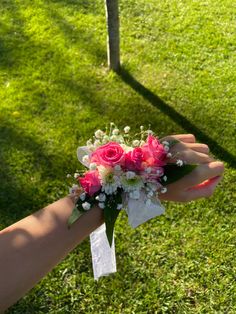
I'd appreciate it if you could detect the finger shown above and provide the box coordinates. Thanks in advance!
[161,134,196,143]
[170,134,196,143]
[159,175,223,202]
[170,161,224,190]
[189,175,223,190]
[182,150,213,164]
[184,143,210,154]
[170,141,210,155]
[169,150,214,164]
[183,176,223,201]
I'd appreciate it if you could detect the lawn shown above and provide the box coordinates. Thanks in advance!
[0,0,236,312]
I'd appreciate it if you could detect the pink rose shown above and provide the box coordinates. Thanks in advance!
[90,142,125,167]
[124,147,144,171]
[79,170,101,196]
[142,135,167,167]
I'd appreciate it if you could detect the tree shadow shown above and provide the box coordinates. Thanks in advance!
[44,0,100,15]
[0,1,28,70]
[117,67,236,169]
[41,5,106,65]
[0,121,71,227]
[0,0,108,229]
[0,0,106,72]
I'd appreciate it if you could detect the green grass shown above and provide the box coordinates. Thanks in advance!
[0,0,236,312]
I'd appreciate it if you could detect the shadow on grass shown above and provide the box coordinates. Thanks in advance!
[0,122,69,226]
[117,67,236,169]
[42,5,106,65]
[45,0,99,14]
[0,1,27,70]
[0,0,105,71]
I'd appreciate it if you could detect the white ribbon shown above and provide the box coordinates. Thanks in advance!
[77,146,165,279]
[90,224,116,280]
[124,190,165,228]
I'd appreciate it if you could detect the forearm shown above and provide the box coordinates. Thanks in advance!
[0,197,104,312]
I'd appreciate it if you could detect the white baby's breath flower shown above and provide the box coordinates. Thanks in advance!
[124,126,130,133]
[116,135,125,144]
[132,140,140,147]
[110,135,125,144]
[89,162,97,170]
[162,141,169,146]
[110,135,118,141]
[176,159,184,166]
[167,152,172,158]
[102,182,120,195]
[98,193,106,202]
[147,130,153,135]
[94,140,101,148]
[80,192,86,201]
[88,144,95,151]
[163,175,167,182]
[98,202,105,209]
[120,144,133,152]
[112,128,119,135]
[114,165,121,171]
[117,204,123,210]
[86,140,94,151]
[140,126,144,131]
[140,140,145,146]
[95,129,104,138]
[74,172,79,179]
[102,135,110,144]
[124,125,130,133]
[161,187,167,194]
[66,174,71,178]
[82,202,91,210]
[126,171,136,179]
[145,167,152,174]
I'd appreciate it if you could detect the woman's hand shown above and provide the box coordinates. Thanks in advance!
[159,134,224,202]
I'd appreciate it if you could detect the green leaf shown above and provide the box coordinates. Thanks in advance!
[103,190,122,247]
[68,207,83,228]
[161,164,197,186]
[167,139,180,148]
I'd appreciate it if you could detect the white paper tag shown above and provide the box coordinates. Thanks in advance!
[90,223,117,280]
